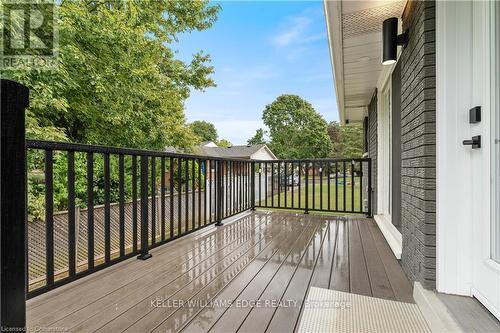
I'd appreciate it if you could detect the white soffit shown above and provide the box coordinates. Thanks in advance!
[324,0,405,124]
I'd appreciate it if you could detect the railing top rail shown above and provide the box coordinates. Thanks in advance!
[252,157,371,163]
[26,139,253,162]
[26,140,371,164]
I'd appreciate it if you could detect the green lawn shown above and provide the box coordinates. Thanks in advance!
[258,178,364,213]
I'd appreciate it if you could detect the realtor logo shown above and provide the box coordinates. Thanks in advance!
[1,0,58,69]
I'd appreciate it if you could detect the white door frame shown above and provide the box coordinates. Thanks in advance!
[436,0,500,319]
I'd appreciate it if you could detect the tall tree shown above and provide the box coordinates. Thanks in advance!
[190,120,218,143]
[328,121,364,158]
[2,0,220,150]
[247,128,267,145]
[262,95,332,159]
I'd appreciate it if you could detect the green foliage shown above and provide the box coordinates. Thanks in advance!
[262,95,332,159]
[328,121,364,158]
[247,128,267,145]
[190,120,218,143]
[5,0,220,220]
[3,0,220,150]
[217,139,232,147]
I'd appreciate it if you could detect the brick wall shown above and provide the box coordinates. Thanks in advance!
[400,0,436,289]
[368,91,378,215]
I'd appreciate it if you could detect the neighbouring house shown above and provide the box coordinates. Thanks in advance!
[197,141,277,160]
[197,141,277,179]
[325,0,500,327]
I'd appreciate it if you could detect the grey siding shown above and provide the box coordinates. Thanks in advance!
[367,92,377,214]
[400,0,436,289]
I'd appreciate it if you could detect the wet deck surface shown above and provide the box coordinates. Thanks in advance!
[27,211,413,333]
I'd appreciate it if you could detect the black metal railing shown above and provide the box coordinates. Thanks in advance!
[25,140,254,298]
[25,140,371,298]
[253,159,371,215]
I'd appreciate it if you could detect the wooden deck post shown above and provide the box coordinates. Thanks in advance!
[1,79,29,329]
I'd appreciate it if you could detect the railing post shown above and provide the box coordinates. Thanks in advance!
[251,162,256,210]
[215,160,224,226]
[367,159,373,217]
[137,155,152,260]
[304,162,309,214]
[1,79,29,329]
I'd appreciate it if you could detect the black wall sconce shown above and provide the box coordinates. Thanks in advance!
[382,17,409,65]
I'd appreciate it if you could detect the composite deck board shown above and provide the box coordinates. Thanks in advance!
[28,214,257,325]
[367,219,413,303]
[358,219,396,300]
[265,215,331,333]
[216,217,323,333]
[329,218,350,292]
[26,212,414,333]
[348,219,372,297]
[55,215,276,330]
[148,218,310,333]
[29,213,263,327]
[309,219,338,289]
[95,215,289,332]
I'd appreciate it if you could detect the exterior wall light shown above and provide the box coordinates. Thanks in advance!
[382,17,409,65]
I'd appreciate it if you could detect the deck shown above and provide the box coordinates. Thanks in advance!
[27,211,413,333]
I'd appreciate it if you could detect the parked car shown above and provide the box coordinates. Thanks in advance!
[280,174,299,186]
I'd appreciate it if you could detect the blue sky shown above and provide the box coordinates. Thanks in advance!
[174,0,338,145]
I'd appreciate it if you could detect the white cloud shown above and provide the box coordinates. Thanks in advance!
[271,16,311,47]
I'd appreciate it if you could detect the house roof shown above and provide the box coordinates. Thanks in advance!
[198,144,277,160]
[324,0,406,124]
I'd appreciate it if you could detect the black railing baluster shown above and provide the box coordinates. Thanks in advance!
[67,151,76,277]
[103,153,111,263]
[335,161,338,211]
[132,155,138,252]
[327,162,331,211]
[191,159,196,230]
[198,158,202,228]
[178,158,182,233]
[351,160,355,213]
[185,158,189,232]
[343,161,346,212]
[119,154,125,257]
[258,162,262,206]
[203,159,207,225]
[45,150,54,285]
[368,160,372,216]
[169,157,174,236]
[312,161,316,210]
[271,163,274,207]
[161,157,166,241]
[209,160,212,223]
[359,161,363,213]
[284,162,287,208]
[151,156,156,245]
[87,152,95,268]
[297,162,303,209]
[137,156,151,260]
[291,162,295,209]
[304,161,309,214]
[320,162,323,210]
[265,162,268,207]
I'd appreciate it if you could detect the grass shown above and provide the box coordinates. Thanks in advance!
[257,177,364,213]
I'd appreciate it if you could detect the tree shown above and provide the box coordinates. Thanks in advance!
[190,120,218,143]
[262,95,332,159]
[2,0,220,150]
[3,1,221,220]
[328,121,364,158]
[247,128,267,145]
[217,139,232,147]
